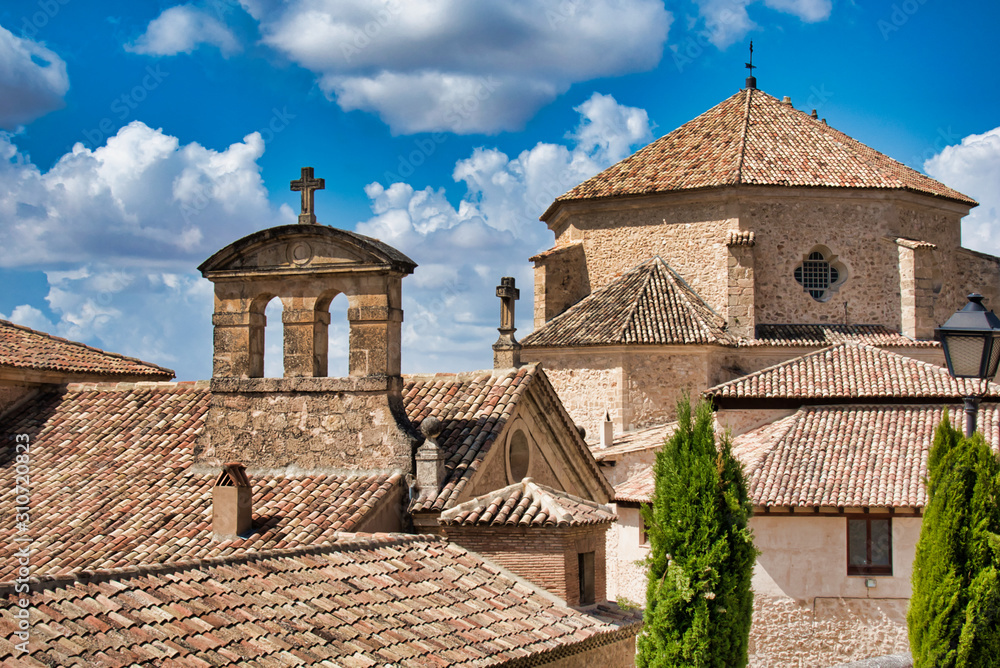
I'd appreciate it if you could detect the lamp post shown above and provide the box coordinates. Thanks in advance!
[935,293,1000,437]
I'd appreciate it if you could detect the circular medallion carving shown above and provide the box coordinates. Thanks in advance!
[287,241,313,266]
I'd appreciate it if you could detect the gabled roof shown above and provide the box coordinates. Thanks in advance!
[522,256,730,348]
[590,422,676,462]
[734,404,1000,509]
[705,341,999,403]
[614,466,655,504]
[0,318,174,380]
[545,88,974,219]
[440,478,616,528]
[1,534,641,667]
[744,323,938,348]
[0,382,402,580]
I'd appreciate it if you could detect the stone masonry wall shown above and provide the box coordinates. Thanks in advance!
[0,385,34,417]
[546,194,736,314]
[197,376,415,471]
[748,595,909,668]
[527,350,624,437]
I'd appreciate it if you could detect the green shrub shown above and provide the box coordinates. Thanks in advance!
[637,397,758,668]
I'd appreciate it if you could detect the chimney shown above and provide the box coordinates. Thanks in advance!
[213,462,252,536]
[810,109,818,119]
[493,277,522,369]
[600,412,614,448]
[781,96,792,106]
[415,417,447,498]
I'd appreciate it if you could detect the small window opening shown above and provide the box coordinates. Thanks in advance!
[263,297,284,378]
[578,552,596,605]
[847,517,892,576]
[794,248,847,302]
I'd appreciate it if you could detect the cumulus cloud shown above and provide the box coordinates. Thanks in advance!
[127,4,241,57]
[240,0,670,134]
[0,120,290,267]
[357,92,653,371]
[925,126,1000,257]
[0,23,69,129]
[691,0,832,48]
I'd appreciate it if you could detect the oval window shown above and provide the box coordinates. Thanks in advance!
[508,430,530,482]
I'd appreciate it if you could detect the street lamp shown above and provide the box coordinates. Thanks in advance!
[935,293,1000,437]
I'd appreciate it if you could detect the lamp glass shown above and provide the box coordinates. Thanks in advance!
[942,334,991,378]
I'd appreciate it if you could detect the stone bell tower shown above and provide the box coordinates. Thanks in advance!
[195,167,418,472]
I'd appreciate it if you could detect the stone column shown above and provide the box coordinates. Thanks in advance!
[726,230,757,340]
[213,310,267,378]
[896,240,939,340]
[282,307,331,377]
[348,288,403,377]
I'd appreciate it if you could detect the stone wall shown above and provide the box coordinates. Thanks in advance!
[0,385,35,417]
[607,504,648,607]
[527,350,624,437]
[196,376,415,471]
[749,596,909,668]
[444,525,608,606]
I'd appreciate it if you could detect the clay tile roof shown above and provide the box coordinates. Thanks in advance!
[735,404,1000,509]
[1,535,642,667]
[403,366,538,512]
[545,88,974,219]
[705,341,998,402]
[0,319,175,379]
[522,256,731,348]
[439,478,616,527]
[614,466,655,504]
[745,323,938,348]
[590,422,677,462]
[0,383,402,580]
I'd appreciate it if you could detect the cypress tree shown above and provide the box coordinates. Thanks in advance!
[637,397,757,668]
[908,414,1000,667]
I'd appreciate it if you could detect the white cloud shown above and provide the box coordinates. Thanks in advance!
[0,120,289,267]
[240,0,670,134]
[357,92,653,372]
[925,126,1000,257]
[0,23,69,129]
[0,304,55,332]
[691,0,832,48]
[127,4,241,57]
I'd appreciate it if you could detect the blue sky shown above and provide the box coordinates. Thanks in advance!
[1,0,998,380]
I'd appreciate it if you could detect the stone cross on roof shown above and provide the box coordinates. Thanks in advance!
[290,167,325,224]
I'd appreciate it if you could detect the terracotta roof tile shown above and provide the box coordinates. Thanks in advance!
[0,383,402,581]
[735,404,1000,508]
[548,88,974,216]
[0,535,641,667]
[0,319,174,379]
[613,467,655,504]
[590,422,676,462]
[403,366,537,512]
[522,257,731,348]
[439,479,616,527]
[745,323,938,348]
[706,341,996,401]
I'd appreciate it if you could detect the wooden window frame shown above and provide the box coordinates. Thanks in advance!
[847,516,893,576]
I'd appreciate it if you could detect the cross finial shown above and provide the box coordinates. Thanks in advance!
[493,277,522,369]
[745,40,757,89]
[290,167,325,225]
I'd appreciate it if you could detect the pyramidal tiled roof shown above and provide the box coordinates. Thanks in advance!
[1,534,641,667]
[705,341,1000,402]
[0,382,403,580]
[735,404,1000,509]
[522,256,730,348]
[0,318,174,379]
[440,478,616,527]
[546,87,974,217]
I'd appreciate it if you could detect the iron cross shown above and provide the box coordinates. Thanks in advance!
[745,40,756,74]
[290,167,325,224]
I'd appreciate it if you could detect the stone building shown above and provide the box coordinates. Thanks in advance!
[0,173,638,666]
[523,82,998,437]
[522,80,1000,665]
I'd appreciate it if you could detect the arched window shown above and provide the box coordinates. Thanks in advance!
[263,296,284,378]
[794,247,847,302]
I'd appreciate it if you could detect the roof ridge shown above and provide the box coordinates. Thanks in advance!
[0,532,442,594]
[655,257,726,327]
[0,318,175,375]
[63,379,211,392]
[620,258,658,342]
[735,87,753,185]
